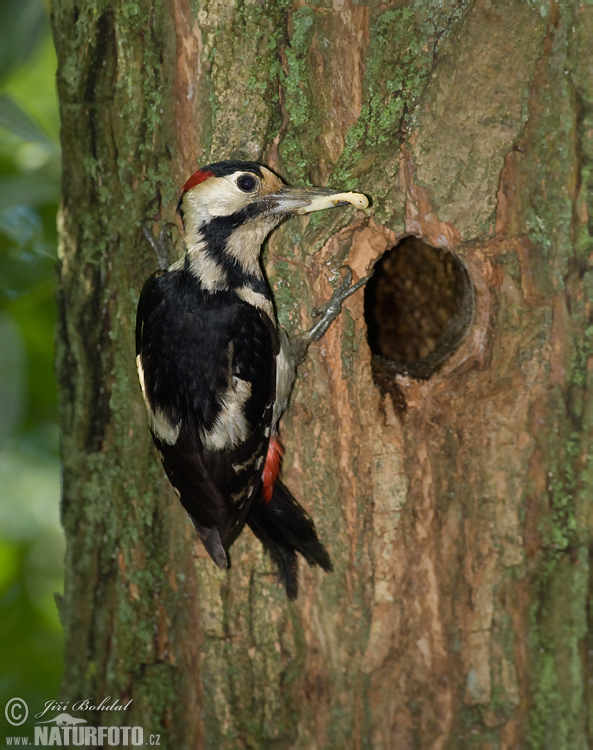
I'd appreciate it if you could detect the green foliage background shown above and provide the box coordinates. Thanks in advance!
[0,0,63,724]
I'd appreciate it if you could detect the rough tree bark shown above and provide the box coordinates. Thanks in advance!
[51,1,592,748]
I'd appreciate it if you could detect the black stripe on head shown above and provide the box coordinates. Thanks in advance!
[200,202,268,248]
[199,161,265,179]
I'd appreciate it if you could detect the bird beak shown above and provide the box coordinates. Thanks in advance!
[267,187,369,215]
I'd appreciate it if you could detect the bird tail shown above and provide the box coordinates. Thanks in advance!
[246,480,332,599]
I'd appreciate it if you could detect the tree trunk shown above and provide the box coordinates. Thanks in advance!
[51,1,592,748]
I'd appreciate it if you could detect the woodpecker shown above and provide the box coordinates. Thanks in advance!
[136,160,369,598]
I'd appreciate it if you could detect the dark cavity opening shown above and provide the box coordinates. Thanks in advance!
[364,236,474,390]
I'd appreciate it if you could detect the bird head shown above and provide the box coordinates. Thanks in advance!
[178,160,368,247]
[175,161,368,291]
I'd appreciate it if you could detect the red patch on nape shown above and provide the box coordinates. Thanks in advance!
[181,169,214,194]
[262,437,284,503]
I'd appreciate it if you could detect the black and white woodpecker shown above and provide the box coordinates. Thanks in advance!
[136,161,369,598]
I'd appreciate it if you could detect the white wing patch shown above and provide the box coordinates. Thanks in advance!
[136,356,181,445]
[201,344,253,452]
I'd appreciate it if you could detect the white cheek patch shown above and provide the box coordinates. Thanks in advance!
[201,375,253,451]
[137,356,182,445]
[187,175,253,218]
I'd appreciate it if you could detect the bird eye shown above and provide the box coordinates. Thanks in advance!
[236,174,257,193]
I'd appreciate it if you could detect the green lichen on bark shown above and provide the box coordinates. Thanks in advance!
[52,0,202,744]
[337,8,428,164]
[331,4,437,204]
[277,6,317,181]
[411,0,548,238]
[199,0,290,161]
[506,4,593,748]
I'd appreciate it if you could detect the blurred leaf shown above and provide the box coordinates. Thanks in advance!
[0,173,60,210]
[0,94,55,145]
[0,540,20,593]
[0,0,48,81]
[2,35,60,143]
[0,205,42,246]
[0,315,26,445]
[0,0,63,717]
[0,436,61,540]
[0,206,57,320]
[24,529,64,624]
[0,538,63,716]
[10,291,58,428]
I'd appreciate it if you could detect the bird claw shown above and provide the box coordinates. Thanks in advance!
[308,265,373,341]
[289,265,374,364]
[312,266,354,318]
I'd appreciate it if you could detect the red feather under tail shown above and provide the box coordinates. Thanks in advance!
[262,436,284,503]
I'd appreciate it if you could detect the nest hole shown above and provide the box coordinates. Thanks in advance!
[364,236,474,397]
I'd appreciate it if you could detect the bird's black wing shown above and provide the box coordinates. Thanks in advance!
[136,268,278,566]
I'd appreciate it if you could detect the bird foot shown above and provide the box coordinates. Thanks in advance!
[289,265,374,365]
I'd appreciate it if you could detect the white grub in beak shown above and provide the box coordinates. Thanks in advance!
[297,191,369,214]
[268,187,369,215]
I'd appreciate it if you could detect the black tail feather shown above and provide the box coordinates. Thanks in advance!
[246,481,332,599]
